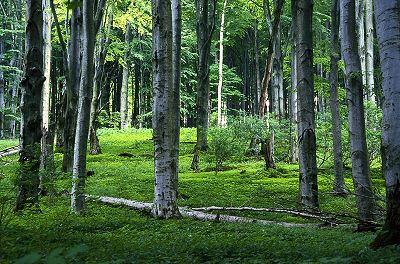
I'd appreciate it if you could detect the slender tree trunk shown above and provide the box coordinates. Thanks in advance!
[63,2,81,172]
[340,0,376,226]
[356,0,366,86]
[296,0,318,210]
[89,11,112,155]
[254,22,261,115]
[330,0,346,195]
[364,0,375,103]
[371,0,400,248]
[217,0,228,127]
[40,0,55,195]
[0,17,5,138]
[15,0,45,211]
[191,0,216,170]
[132,61,140,127]
[120,22,132,129]
[71,0,95,214]
[151,0,181,218]
[289,2,298,163]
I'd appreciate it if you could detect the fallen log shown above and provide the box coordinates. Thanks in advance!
[87,195,327,228]
[191,206,336,223]
[0,146,20,158]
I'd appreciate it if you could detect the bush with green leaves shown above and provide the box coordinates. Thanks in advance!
[208,127,241,171]
[98,110,121,128]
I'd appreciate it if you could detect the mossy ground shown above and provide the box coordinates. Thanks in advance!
[0,128,399,263]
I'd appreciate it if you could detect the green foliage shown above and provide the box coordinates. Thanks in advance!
[98,111,121,129]
[208,127,241,171]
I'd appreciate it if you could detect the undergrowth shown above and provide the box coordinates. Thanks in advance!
[0,128,398,263]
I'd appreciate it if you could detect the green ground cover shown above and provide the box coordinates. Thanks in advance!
[0,128,399,263]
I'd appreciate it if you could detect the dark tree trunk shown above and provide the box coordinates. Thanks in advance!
[132,61,141,127]
[330,0,346,195]
[15,0,45,211]
[296,0,318,210]
[191,0,216,171]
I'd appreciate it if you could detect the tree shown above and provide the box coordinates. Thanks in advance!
[340,0,376,228]
[15,0,45,211]
[364,0,374,103]
[217,0,228,127]
[329,0,345,195]
[191,0,216,171]
[371,0,400,248]
[151,0,181,218]
[120,22,132,129]
[71,0,95,213]
[295,0,318,210]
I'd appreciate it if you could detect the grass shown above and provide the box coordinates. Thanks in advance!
[0,128,399,263]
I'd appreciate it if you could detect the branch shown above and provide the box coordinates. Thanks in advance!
[94,0,106,35]
[0,146,20,158]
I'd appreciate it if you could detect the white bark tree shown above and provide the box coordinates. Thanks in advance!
[371,0,400,248]
[364,0,375,103]
[151,0,181,218]
[217,0,228,127]
[71,0,95,213]
[120,22,132,129]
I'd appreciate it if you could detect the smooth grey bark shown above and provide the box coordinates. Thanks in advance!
[15,0,45,211]
[364,0,375,103]
[296,0,318,210]
[63,1,82,172]
[120,22,132,129]
[217,0,228,127]
[340,0,376,225]
[329,0,346,195]
[289,0,298,163]
[151,0,181,218]
[89,11,112,155]
[371,0,400,248]
[356,0,366,86]
[272,0,283,119]
[40,0,55,194]
[191,0,216,170]
[71,0,95,214]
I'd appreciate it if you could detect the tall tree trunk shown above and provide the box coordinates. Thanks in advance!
[296,0,318,210]
[71,0,95,214]
[356,0,366,86]
[340,0,376,227]
[191,0,216,170]
[289,1,298,163]
[217,0,228,127]
[63,2,81,172]
[89,11,112,155]
[254,22,261,115]
[15,0,45,211]
[120,22,132,129]
[330,0,346,195]
[371,0,400,249]
[40,0,55,195]
[132,60,140,127]
[364,0,375,103]
[151,0,181,218]
[0,17,5,139]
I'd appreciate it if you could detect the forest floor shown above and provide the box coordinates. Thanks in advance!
[1,128,400,263]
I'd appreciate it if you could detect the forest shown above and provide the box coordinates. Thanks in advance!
[0,0,400,262]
